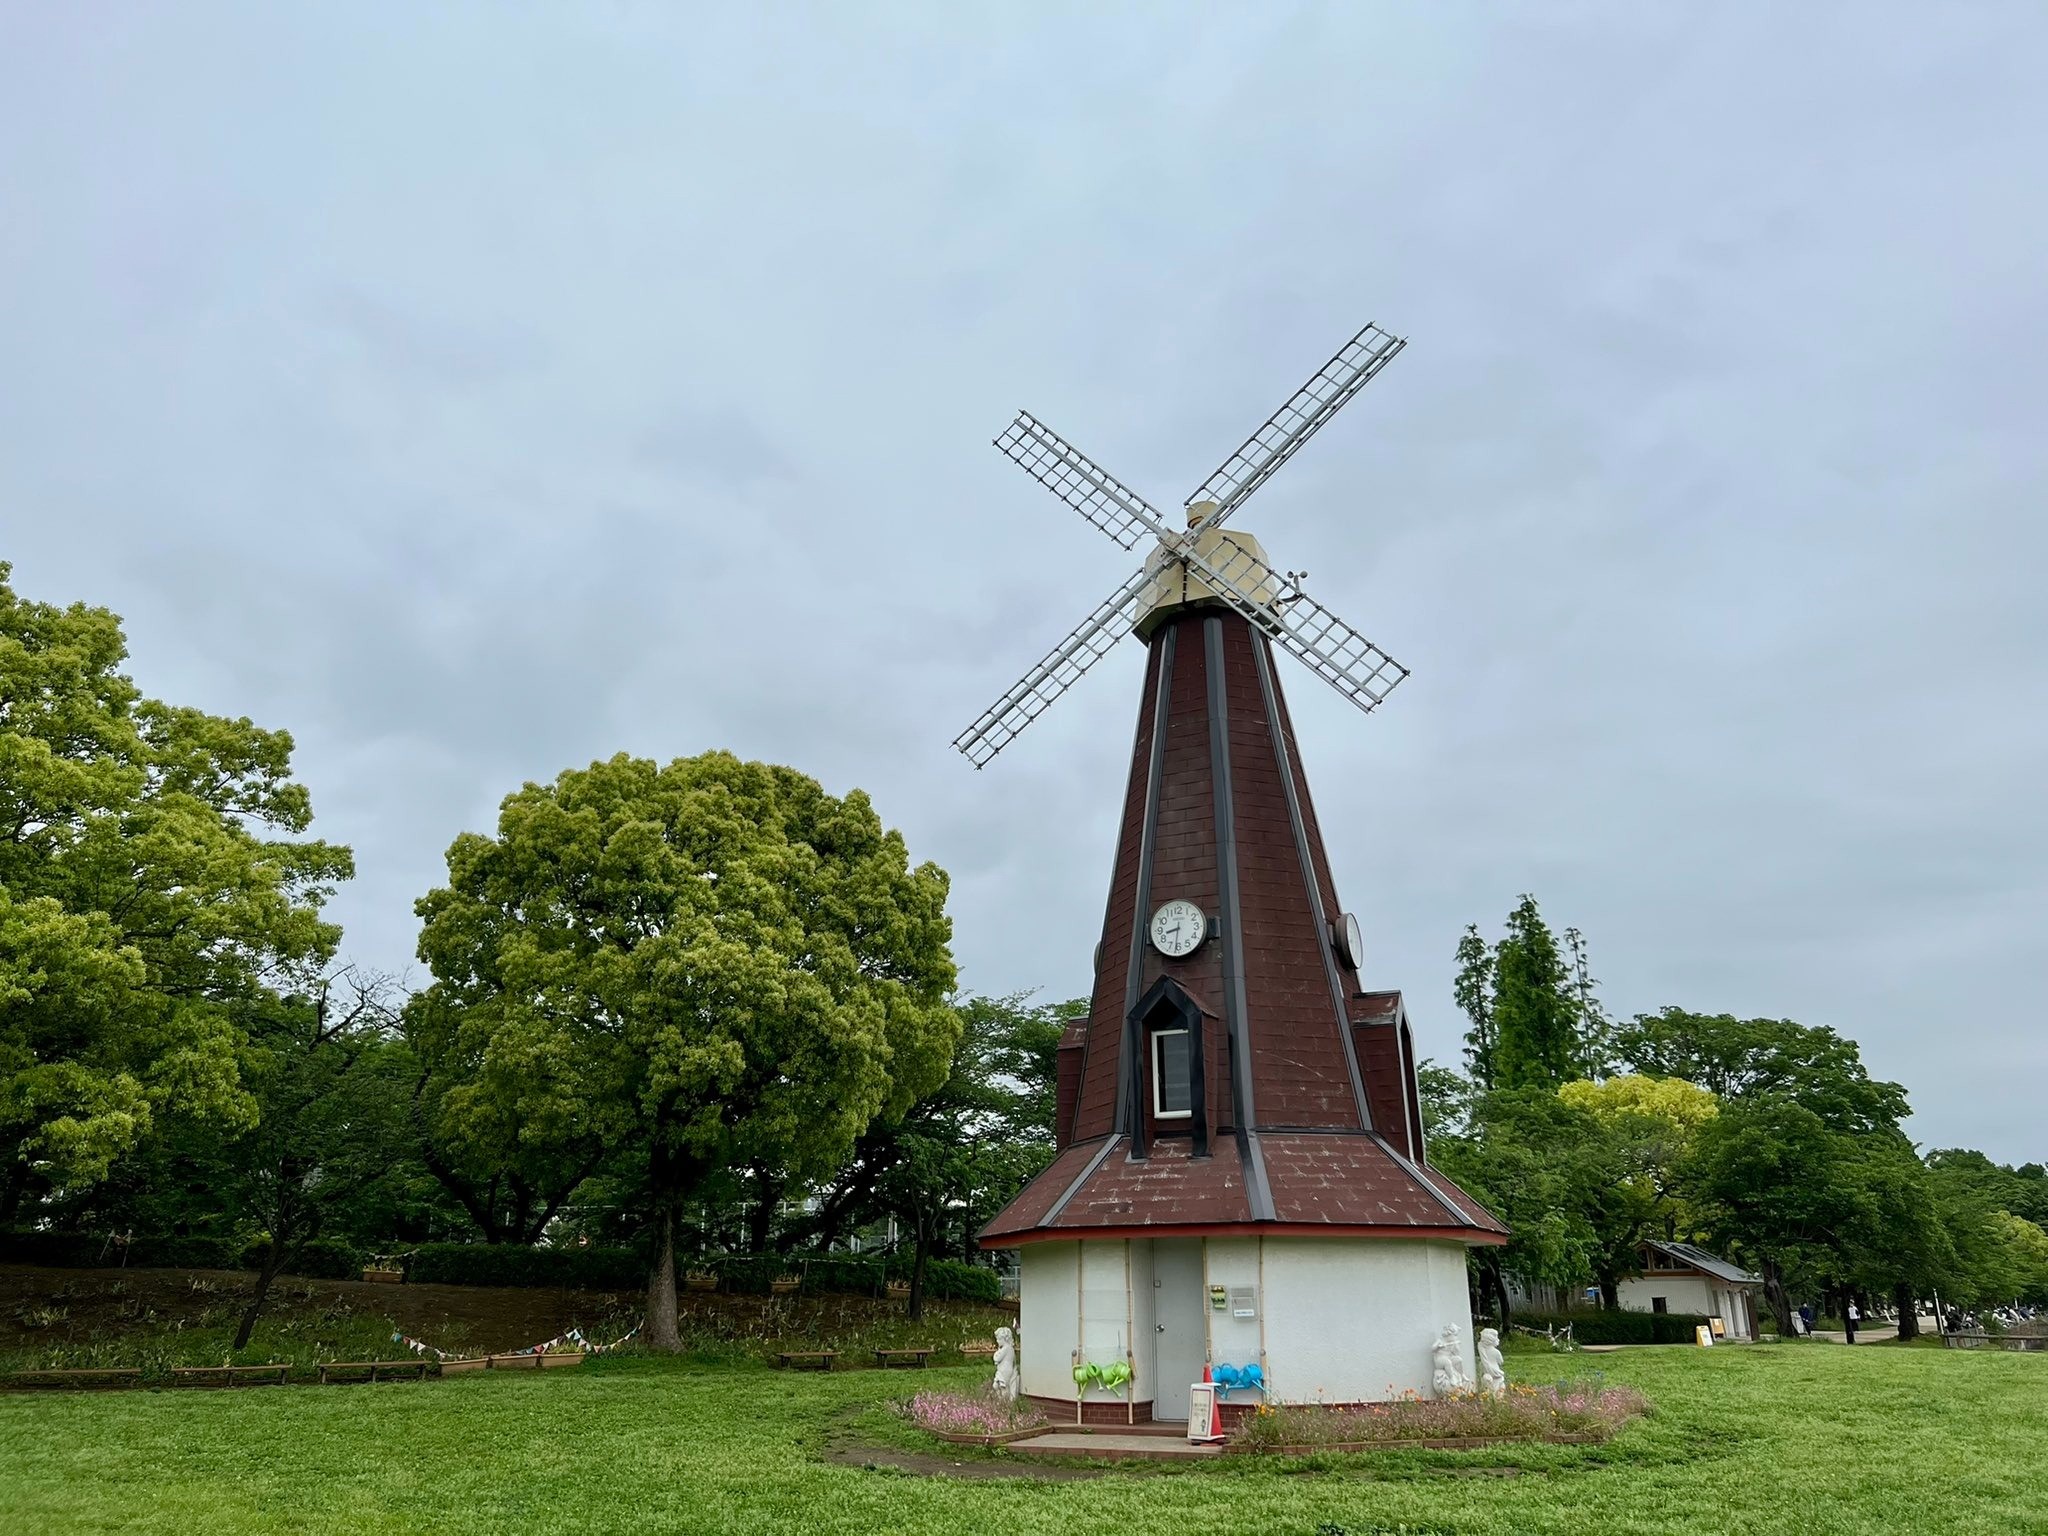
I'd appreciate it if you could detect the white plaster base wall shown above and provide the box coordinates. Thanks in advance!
[1015,1234,1479,1408]
[1259,1238,1475,1403]
[1018,1242,1080,1402]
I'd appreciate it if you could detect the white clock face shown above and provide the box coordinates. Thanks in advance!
[1149,899,1206,958]
[1336,912,1364,970]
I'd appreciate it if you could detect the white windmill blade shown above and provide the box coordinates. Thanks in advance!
[1180,538,1410,716]
[952,566,1154,767]
[994,411,1176,551]
[1186,323,1405,534]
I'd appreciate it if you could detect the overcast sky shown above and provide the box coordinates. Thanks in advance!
[3,6,2042,1163]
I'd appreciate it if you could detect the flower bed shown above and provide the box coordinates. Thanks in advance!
[1228,1378,1649,1455]
[900,1389,1049,1445]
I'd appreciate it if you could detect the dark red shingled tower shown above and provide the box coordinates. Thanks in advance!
[979,604,1504,1249]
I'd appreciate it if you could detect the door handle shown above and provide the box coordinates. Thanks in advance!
[1155,1324,1166,1332]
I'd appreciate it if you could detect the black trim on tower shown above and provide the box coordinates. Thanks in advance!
[1111,623,1176,1159]
[1206,616,1274,1219]
[1251,632,1373,1132]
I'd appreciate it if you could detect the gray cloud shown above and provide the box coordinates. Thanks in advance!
[2,4,2041,1161]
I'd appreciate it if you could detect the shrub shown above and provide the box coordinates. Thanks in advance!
[0,1229,107,1267]
[1514,1308,1713,1346]
[236,1238,361,1279]
[405,1243,645,1289]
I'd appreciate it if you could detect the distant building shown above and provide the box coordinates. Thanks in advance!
[1616,1241,1762,1340]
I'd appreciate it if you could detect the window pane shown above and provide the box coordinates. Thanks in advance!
[1155,1030,1191,1115]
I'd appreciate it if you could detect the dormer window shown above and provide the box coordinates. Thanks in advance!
[1152,1029,1192,1119]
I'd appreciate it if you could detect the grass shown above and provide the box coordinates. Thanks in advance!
[0,1342,2042,1533]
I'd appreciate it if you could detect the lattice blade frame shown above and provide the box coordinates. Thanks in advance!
[952,567,1154,767]
[995,411,1174,550]
[1176,538,1409,717]
[1187,323,1405,532]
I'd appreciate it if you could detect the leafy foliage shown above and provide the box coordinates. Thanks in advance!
[1453,896,1604,1091]
[408,750,958,1347]
[0,564,352,1209]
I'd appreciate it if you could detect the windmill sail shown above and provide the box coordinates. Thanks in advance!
[1187,323,1404,533]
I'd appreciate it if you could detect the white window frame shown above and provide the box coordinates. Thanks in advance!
[1151,1028,1192,1120]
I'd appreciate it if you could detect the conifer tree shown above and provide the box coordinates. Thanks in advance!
[1490,896,1578,1090]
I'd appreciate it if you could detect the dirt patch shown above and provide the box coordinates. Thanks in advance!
[819,1438,1104,1481]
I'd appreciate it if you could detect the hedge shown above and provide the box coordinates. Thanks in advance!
[0,1230,359,1277]
[1514,1308,1715,1345]
[401,1243,1003,1301]
[405,1243,645,1289]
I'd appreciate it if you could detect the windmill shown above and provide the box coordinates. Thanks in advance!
[966,320,1506,1426]
[954,321,1410,768]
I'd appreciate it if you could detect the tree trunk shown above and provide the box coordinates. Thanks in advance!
[746,1173,782,1255]
[0,1158,29,1226]
[1599,1275,1619,1311]
[1759,1255,1795,1337]
[906,1212,931,1321]
[233,1249,288,1351]
[645,1203,681,1352]
[1892,1281,1918,1340]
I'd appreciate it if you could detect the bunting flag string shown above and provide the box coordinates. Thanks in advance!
[389,1319,643,1362]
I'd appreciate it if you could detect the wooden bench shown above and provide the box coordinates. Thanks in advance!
[3,1367,143,1390]
[484,1352,584,1370]
[773,1350,837,1371]
[317,1359,432,1384]
[873,1348,933,1369]
[170,1364,290,1388]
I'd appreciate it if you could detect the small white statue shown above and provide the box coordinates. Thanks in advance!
[1477,1327,1505,1397]
[992,1326,1019,1403]
[1430,1323,1472,1397]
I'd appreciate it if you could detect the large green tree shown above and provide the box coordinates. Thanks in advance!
[1491,897,1578,1088]
[1613,1008,1908,1136]
[410,750,958,1349]
[0,564,352,1217]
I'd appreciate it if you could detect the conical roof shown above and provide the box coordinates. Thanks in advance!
[981,605,1504,1247]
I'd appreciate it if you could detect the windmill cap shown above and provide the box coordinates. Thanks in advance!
[1185,499,1220,527]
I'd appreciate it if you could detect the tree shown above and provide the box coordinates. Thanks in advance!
[1490,897,1577,1090]
[1562,926,1612,1078]
[1430,1087,1611,1323]
[401,985,607,1244]
[1415,1060,1477,1140]
[1558,1074,1719,1305]
[791,991,1076,1315]
[0,564,352,1218]
[410,750,957,1350]
[1451,926,1496,1089]
[1613,1009,1908,1136]
[1927,1153,2048,1310]
[222,971,411,1348]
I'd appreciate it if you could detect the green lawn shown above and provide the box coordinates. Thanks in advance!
[2,1343,2041,1534]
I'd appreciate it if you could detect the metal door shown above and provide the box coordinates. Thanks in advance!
[1150,1238,1205,1421]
